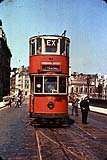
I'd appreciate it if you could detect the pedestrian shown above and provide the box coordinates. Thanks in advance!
[74,98,79,116]
[18,94,22,107]
[14,94,21,108]
[8,98,12,107]
[17,89,22,107]
[80,96,90,124]
[71,94,76,115]
[14,96,19,108]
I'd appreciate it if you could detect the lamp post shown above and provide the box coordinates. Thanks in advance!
[87,75,91,98]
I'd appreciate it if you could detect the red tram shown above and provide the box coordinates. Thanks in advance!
[29,34,70,123]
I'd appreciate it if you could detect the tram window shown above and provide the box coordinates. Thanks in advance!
[60,39,65,55]
[35,77,43,93]
[59,77,66,93]
[36,38,42,54]
[45,39,57,52]
[44,77,57,93]
[66,43,69,56]
[31,43,35,55]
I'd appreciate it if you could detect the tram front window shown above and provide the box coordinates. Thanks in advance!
[30,39,35,55]
[44,77,57,93]
[59,77,66,93]
[35,77,42,93]
[45,39,57,52]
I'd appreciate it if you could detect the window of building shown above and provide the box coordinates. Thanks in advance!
[80,87,83,93]
[76,87,78,93]
[90,88,92,93]
[71,87,74,93]
[25,91,27,95]
[85,88,87,93]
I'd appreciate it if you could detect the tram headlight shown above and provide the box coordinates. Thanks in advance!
[47,102,54,109]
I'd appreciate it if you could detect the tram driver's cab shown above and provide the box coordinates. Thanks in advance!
[30,75,67,95]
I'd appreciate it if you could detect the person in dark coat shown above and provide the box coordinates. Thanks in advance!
[80,96,90,124]
[8,98,12,107]
[17,89,22,107]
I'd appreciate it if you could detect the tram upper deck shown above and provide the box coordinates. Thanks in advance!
[29,35,70,75]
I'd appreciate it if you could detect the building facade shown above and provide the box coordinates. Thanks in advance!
[0,20,12,101]
[69,70,107,99]
[69,72,97,98]
[10,66,30,97]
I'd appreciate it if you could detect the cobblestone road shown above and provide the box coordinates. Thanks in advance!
[0,99,107,160]
[0,99,38,160]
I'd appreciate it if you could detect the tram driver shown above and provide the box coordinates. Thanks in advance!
[44,77,57,93]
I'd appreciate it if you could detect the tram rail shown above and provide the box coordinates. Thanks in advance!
[34,120,107,160]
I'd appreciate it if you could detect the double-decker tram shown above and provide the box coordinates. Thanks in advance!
[29,34,70,124]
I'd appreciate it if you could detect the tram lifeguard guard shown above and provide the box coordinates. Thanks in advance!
[29,34,70,123]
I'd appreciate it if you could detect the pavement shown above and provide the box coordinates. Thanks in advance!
[69,103,107,115]
[0,102,6,108]
[89,105,107,114]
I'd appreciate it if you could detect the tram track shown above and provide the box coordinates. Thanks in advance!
[52,125,107,159]
[48,128,97,160]
[34,124,104,160]
[35,128,43,160]
[34,127,83,160]
[32,106,107,160]
[73,123,107,150]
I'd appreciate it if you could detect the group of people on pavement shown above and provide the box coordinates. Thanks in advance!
[14,89,22,108]
[70,93,90,124]
[70,94,79,116]
[6,89,22,108]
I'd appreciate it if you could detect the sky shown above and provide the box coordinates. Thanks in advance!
[0,0,107,74]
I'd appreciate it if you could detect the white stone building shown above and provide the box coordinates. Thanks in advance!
[11,66,30,97]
